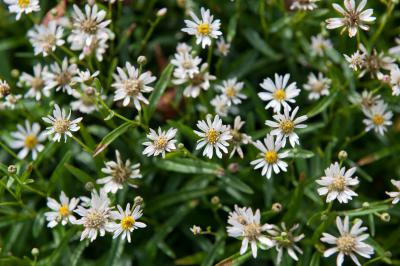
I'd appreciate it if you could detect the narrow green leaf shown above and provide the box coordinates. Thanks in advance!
[70,240,89,266]
[285,148,315,159]
[201,236,225,266]
[306,90,338,118]
[337,205,390,217]
[215,251,251,266]
[93,121,135,157]
[156,158,222,175]
[243,29,281,60]
[64,164,95,184]
[106,237,125,266]
[145,63,174,122]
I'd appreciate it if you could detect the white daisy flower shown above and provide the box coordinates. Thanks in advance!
[19,64,49,101]
[142,127,178,158]
[43,58,77,95]
[357,45,396,79]
[344,50,365,71]
[27,21,65,57]
[321,216,374,266]
[303,72,331,100]
[42,104,83,142]
[73,69,100,84]
[44,191,79,228]
[250,134,288,179]
[76,35,110,62]
[265,106,308,148]
[348,90,381,110]
[389,66,400,96]
[316,162,359,203]
[171,48,202,79]
[4,0,40,20]
[112,62,156,110]
[326,0,376,38]
[211,95,230,117]
[291,0,319,11]
[226,205,274,258]
[176,42,192,54]
[194,114,232,159]
[310,34,333,57]
[258,73,300,113]
[362,100,393,136]
[74,190,112,242]
[68,4,113,49]
[181,7,222,48]
[229,116,251,159]
[386,179,400,204]
[107,203,147,243]
[216,78,247,106]
[97,150,142,194]
[267,223,305,264]
[0,79,11,99]
[174,63,216,98]
[9,120,46,160]
[216,37,231,56]
[70,86,98,114]
[4,94,22,109]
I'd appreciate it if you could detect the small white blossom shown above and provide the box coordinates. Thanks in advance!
[27,21,65,57]
[321,216,374,266]
[348,90,380,110]
[303,72,331,100]
[97,150,142,194]
[389,66,400,96]
[316,162,359,203]
[19,64,49,100]
[386,179,400,204]
[43,58,77,95]
[9,120,46,160]
[74,190,112,242]
[73,69,100,84]
[291,0,319,11]
[190,225,202,235]
[174,63,216,98]
[4,94,22,109]
[344,50,365,71]
[229,116,251,159]
[70,86,98,114]
[0,79,11,99]
[362,100,393,136]
[211,95,230,117]
[181,7,222,48]
[258,73,300,113]
[267,223,305,264]
[142,127,178,158]
[45,191,79,228]
[265,106,308,148]
[250,134,288,179]
[42,104,83,142]
[171,46,202,79]
[310,34,333,57]
[227,205,274,258]
[216,37,231,56]
[4,0,40,20]
[216,78,246,106]
[326,0,376,38]
[194,115,232,159]
[112,62,156,110]
[107,203,147,243]
[389,37,400,56]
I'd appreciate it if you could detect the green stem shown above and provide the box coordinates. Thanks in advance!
[137,14,163,55]
[12,174,46,197]
[71,134,93,153]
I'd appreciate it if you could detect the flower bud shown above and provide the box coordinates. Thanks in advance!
[211,196,220,205]
[31,248,39,257]
[84,182,94,191]
[134,196,144,206]
[272,202,282,213]
[338,150,348,160]
[11,69,20,78]
[137,56,147,65]
[7,165,17,174]
[157,8,167,17]
[190,225,201,235]
[380,213,390,222]
[228,163,239,173]
[362,202,370,208]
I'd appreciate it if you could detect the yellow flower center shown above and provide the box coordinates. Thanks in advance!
[24,135,38,149]
[280,120,294,134]
[197,23,210,35]
[0,83,11,97]
[124,79,141,96]
[18,0,30,8]
[372,114,384,126]
[31,77,44,91]
[273,89,286,101]
[59,205,69,217]
[121,216,135,230]
[243,222,261,241]
[206,129,219,144]
[336,234,356,254]
[265,151,278,164]
[225,87,236,98]
[53,119,70,134]
[154,136,167,150]
[329,176,346,191]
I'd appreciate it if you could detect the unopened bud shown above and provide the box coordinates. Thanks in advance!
[134,196,144,206]
[137,56,147,65]
[211,196,220,205]
[11,69,20,78]
[178,143,185,149]
[84,182,94,191]
[362,202,370,208]
[272,202,282,213]
[338,150,348,160]
[31,248,39,256]
[157,8,167,17]
[380,213,390,222]
[228,163,239,173]
[7,165,17,174]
